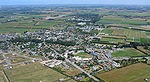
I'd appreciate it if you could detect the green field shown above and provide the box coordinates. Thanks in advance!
[101,28,114,34]
[100,27,149,43]
[7,56,29,64]
[95,63,150,82]
[101,37,125,43]
[112,48,146,57]
[115,12,150,17]
[4,63,75,82]
[0,19,74,33]
[97,16,148,25]
[75,52,92,58]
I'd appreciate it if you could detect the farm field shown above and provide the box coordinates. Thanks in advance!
[101,27,150,43]
[137,46,150,55]
[101,28,114,34]
[4,63,75,82]
[97,16,148,25]
[112,48,146,57]
[64,68,82,76]
[95,63,150,82]
[115,12,150,17]
[75,52,92,58]
[133,25,150,31]
[101,37,125,43]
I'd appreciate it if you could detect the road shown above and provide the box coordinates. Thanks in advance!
[50,48,100,81]
[2,71,9,82]
[65,58,100,81]
[1,51,41,65]
[2,53,11,65]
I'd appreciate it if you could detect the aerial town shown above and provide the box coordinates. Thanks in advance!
[0,3,150,82]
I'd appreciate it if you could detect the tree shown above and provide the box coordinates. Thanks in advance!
[48,56,54,60]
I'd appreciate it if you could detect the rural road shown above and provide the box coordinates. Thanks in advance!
[65,58,100,82]
[50,48,100,81]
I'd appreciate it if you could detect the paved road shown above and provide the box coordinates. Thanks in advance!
[2,71,9,82]
[65,58,100,82]
[2,54,11,65]
[50,48,100,81]
[1,51,41,65]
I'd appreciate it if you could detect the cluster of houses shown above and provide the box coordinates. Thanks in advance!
[0,25,123,80]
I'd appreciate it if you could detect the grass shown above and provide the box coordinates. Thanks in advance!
[4,63,74,82]
[89,30,100,35]
[100,27,148,43]
[137,46,150,55]
[75,52,92,58]
[0,19,74,33]
[101,28,114,34]
[101,37,125,43]
[0,27,40,33]
[115,12,150,17]
[95,63,150,82]
[8,56,29,64]
[64,69,82,76]
[112,48,146,57]
[97,16,148,25]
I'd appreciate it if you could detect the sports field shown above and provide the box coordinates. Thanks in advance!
[4,63,75,82]
[112,48,146,57]
[95,63,150,82]
[75,52,92,58]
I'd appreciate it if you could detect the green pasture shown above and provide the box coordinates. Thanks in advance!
[112,48,146,57]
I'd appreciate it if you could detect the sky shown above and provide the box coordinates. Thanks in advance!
[0,0,150,5]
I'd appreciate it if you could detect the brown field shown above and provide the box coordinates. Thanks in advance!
[137,46,150,55]
[147,36,150,39]
[95,63,150,82]
[65,69,82,76]
[4,63,75,82]
[45,15,65,19]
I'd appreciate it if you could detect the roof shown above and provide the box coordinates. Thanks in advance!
[92,51,98,56]
[105,54,111,58]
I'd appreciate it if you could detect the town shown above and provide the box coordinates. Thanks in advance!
[1,24,150,81]
[0,4,150,82]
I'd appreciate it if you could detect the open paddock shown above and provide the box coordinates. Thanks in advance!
[95,63,150,82]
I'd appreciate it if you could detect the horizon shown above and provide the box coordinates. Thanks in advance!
[1,0,150,6]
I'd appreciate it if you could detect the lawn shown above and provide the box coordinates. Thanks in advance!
[95,63,150,82]
[75,52,92,58]
[4,63,75,82]
[112,48,146,57]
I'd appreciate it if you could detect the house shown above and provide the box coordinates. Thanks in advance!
[105,54,112,59]
[2,62,7,65]
[5,66,12,69]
